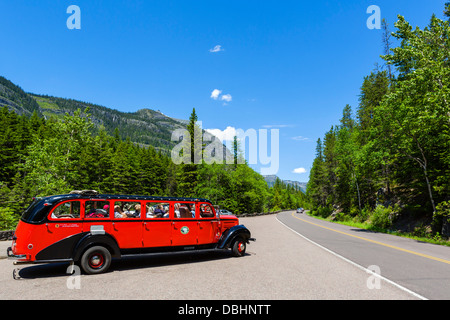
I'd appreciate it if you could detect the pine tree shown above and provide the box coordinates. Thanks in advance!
[177,108,201,197]
[187,108,201,164]
[340,104,354,130]
[381,19,393,80]
[307,139,327,208]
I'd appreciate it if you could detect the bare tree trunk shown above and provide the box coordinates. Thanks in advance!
[423,166,436,214]
[352,171,362,211]
[404,147,436,214]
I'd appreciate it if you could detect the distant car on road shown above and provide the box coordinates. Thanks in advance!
[296,208,304,214]
[219,209,233,216]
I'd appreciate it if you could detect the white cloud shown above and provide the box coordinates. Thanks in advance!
[292,136,309,141]
[293,168,307,174]
[210,89,232,104]
[206,126,237,142]
[211,89,222,100]
[209,45,224,53]
[221,94,232,102]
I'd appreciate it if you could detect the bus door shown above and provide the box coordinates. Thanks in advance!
[82,200,113,237]
[109,201,143,249]
[198,203,220,245]
[172,202,198,247]
[142,202,172,248]
[47,200,84,246]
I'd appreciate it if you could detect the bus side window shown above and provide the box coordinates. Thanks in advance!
[114,201,142,219]
[200,204,214,218]
[51,201,81,219]
[174,203,195,219]
[146,202,169,218]
[85,201,110,219]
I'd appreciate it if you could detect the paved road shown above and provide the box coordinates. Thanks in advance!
[0,213,420,300]
[278,211,450,300]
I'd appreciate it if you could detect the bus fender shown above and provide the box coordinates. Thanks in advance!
[73,233,121,261]
[217,225,253,250]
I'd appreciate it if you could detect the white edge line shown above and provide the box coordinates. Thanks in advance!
[276,214,428,301]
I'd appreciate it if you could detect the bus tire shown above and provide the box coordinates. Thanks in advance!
[80,246,112,275]
[231,237,246,257]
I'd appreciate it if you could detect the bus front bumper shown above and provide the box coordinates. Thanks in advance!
[7,247,31,265]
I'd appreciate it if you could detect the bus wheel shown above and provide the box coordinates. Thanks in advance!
[231,237,246,257]
[80,246,111,275]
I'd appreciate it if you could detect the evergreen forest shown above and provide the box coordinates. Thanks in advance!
[0,106,306,230]
[307,6,450,238]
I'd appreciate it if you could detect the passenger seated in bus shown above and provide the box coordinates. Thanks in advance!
[146,205,154,218]
[102,204,110,217]
[87,207,105,219]
[153,204,165,218]
[114,205,127,218]
[174,203,181,218]
[130,204,141,218]
[124,204,141,218]
[90,204,109,218]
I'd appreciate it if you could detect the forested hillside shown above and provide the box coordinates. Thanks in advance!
[0,77,41,116]
[307,7,450,238]
[0,76,187,151]
[264,175,307,192]
[0,88,306,230]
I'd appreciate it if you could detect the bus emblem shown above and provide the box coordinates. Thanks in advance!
[181,226,189,235]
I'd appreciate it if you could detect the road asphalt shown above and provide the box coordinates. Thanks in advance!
[0,214,420,300]
[0,241,8,260]
[278,211,450,300]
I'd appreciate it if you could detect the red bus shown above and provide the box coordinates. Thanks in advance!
[7,190,255,274]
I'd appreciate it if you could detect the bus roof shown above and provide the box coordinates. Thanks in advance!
[40,193,213,204]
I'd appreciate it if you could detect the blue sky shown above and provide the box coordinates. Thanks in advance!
[0,0,447,182]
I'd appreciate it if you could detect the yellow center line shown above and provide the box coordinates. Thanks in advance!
[290,212,450,266]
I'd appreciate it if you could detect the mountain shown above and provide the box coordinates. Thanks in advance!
[263,175,308,193]
[0,77,41,116]
[0,76,187,151]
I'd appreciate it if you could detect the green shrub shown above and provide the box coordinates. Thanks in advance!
[358,207,371,223]
[0,207,18,231]
[412,223,428,238]
[334,211,351,222]
[433,201,450,236]
[315,206,333,218]
[370,205,397,230]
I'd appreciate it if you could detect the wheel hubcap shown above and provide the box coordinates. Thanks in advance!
[238,242,245,253]
[89,254,104,268]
